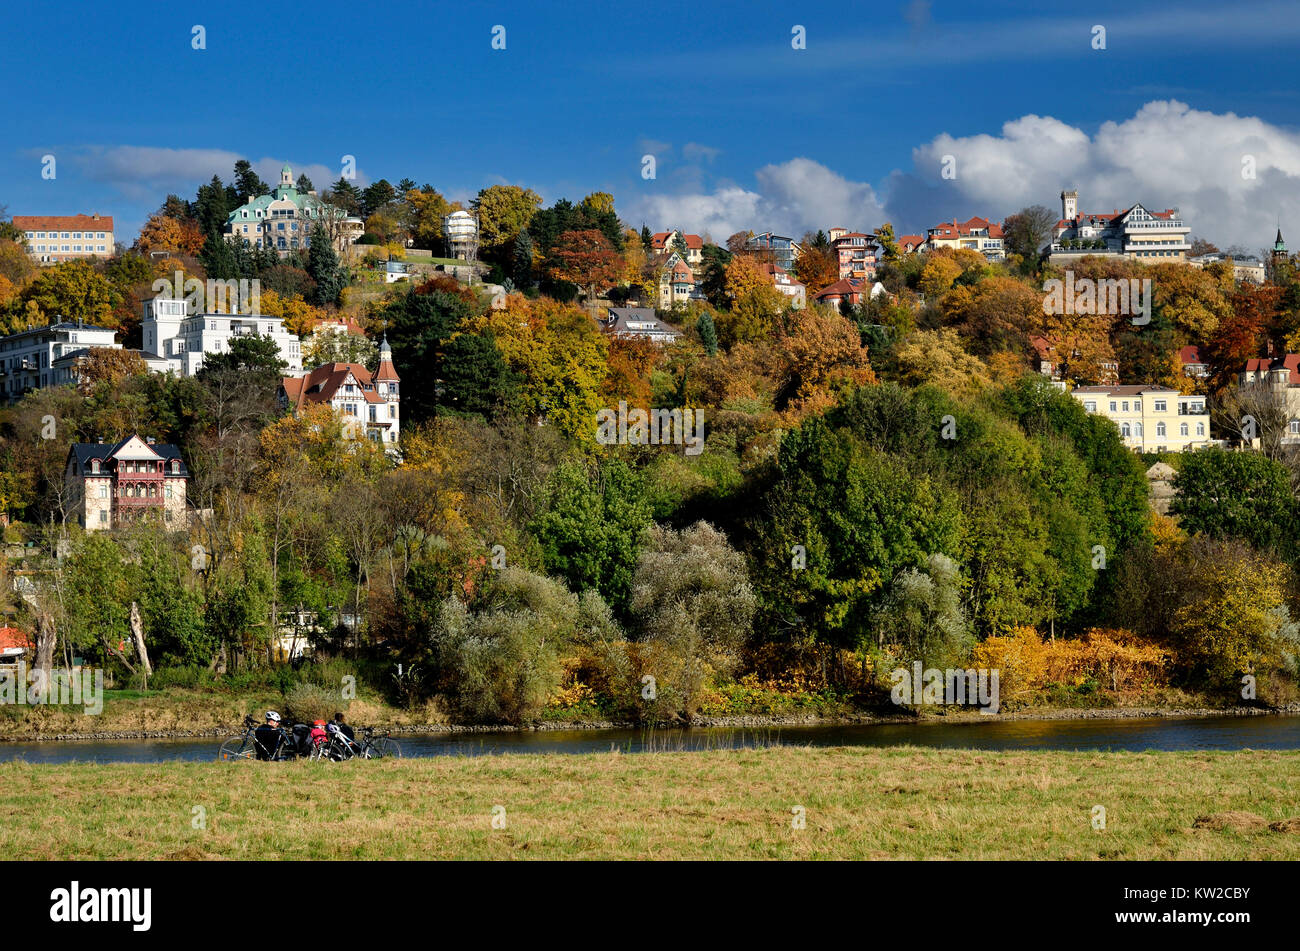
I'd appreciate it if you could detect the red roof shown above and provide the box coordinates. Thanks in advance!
[12,214,114,233]
[282,363,390,409]
[896,234,925,250]
[650,231,703,250]
[309,317,366,337]
[0,627,32,652]
[1243,354,1300,385]
[928,216,1004,240]
[1179,345,1205,365]
[1029,335,1057,359]
[815,277,862,300]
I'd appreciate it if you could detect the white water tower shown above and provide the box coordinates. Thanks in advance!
[443,211,480,264]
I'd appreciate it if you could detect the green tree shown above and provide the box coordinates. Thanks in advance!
[696,311,719,355]
[530,458,652,612]
[233,160,269,203]
[306,222,345,305]
[1172,448,1298,560]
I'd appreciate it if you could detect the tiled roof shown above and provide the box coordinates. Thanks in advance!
[1179,345,1205,365]
[1243,354,1300,385]
[0,627,32,652]
[815,278,862,299]
[283,363,389,408]
[605,308,681,337]
[650,232,703,250]
[66,436,188,478]
[13,214,114,232]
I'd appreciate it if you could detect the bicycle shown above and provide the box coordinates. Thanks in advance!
[217,716,304,761]
[320,724,402,760]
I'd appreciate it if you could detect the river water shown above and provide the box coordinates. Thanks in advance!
[1,714,1298,763]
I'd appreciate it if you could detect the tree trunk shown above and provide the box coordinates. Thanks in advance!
[33,613,56,698]
[129,601,153,676]
[104,638,136,675]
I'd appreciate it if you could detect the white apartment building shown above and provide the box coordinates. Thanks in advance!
[13,214,114,263]
[1073,385,1211,452]
[0,321,120,401]
[142,295,302,377]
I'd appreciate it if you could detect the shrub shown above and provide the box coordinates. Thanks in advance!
[971,626,1046,706]
[1041,628,1168,691]
[284,682,345,725]
[631,521,756,722]
[430,567,579,724]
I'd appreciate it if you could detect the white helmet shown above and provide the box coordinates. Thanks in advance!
[266,711,281,723]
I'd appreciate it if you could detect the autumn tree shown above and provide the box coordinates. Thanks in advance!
[21,260,119,324]
[472,184,542,259]
[544,229,623,311]
[1002,205,1056,269]
[792,244,838,293]
[135,213,205,256]
[940,276,1042,356]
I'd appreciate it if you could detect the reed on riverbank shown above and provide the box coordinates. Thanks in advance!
[3,746,1299,860]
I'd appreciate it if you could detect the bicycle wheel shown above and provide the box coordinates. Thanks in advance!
[308,739,330,761]
[328,736,353,761]
[367,736,402,759]
[217,734,254,761]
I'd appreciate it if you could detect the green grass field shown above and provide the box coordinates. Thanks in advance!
[3,746,1299,860]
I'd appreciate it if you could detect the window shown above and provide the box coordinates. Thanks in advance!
[98,486,107,498]
[99,510,107,524]
[1157,422,1166,437]
[1109,401,1117,412]
[1196,423,1205,436]
[1134,422,1143,437]
[1121,423,1131,437]
[1180,423,1188,436]
[1292,420,1300,435]
[1121,401,1129,412]
[165,484,173,499]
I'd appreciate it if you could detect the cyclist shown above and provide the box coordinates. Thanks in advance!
[332,712,355,743]
[331,712,360,758]
[255,711,285,761]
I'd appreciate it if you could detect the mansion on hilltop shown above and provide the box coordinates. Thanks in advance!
[1047,189,1191,264]
[222,164,362,255]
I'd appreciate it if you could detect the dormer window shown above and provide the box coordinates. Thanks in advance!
[91,459,100,474]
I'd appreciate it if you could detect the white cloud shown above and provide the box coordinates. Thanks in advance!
[893,100,1300,249]
[69,146,364,200]
[628,157,887,240]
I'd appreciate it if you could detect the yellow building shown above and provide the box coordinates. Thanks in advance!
[1072,385,1210,452]
[14,214,114,263]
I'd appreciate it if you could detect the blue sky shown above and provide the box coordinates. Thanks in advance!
[5,0,1300,249]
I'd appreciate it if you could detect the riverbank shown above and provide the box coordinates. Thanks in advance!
[2,689,1297,742]
[4,746,1300,859]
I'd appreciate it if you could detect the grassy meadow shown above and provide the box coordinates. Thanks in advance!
[3,746,1300,860]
